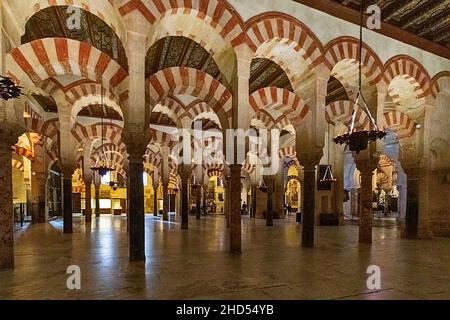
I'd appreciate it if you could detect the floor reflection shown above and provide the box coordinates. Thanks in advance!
[1,214,449,300]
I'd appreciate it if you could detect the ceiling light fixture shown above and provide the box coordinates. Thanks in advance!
[333,0,386,153]
[0,75,22,100]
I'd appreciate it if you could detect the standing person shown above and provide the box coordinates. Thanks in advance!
[287,204,292,216]
[242,202,247,215]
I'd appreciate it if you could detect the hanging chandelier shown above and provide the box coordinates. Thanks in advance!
[191,174,201,188]
[0,75,22,100]
[321,125,337,183]
[333,0,386,153]
[257,177,267,192]
[90,77,113,177]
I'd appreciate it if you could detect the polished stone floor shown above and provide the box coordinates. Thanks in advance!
[1,214,450,300]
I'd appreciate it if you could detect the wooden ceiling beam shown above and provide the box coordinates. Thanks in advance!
[293,0,450,59]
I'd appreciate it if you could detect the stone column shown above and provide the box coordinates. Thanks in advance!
[180,165,190,229]
[31,172,47,224]
[128,149,146,262]
[94,177,100,218]
[31,144,47,224]
[0,138,14,269]
[153,184,158,216]
[61,167,73,234]
[84,178,92,223]
[224,176,230,227]
[162,182,170,222]
[229,164,242,253]
[266,175,274,226]
[402,167,432,239]
[273,169,285,219]
[202,186,207,215]
[333,140,345,224]
[354,155,377,244]
[195,186,201,220]
[298,152,322,248]
[251,185,257,218]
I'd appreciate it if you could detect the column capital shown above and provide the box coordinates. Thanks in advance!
[0,122,22,150]
[297,149,323,170]
[353,150,379,174]
[123,134,148,163]
[178,164,193,179]
[228,164,243,173]
[61,164,76,178]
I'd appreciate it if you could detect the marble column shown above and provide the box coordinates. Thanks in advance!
[0,139,14,269]
[355,157,377,244]
[128,151,145,262]
[266,175,274,226]
[153,185,158,216]
[62,168,73,234]
[202,186,207,215]
[84,179,92,223]
[94,178,100,218]
[195,185,201,220]
[180,166,190,229]
[162,182,170,222]
[224,176,230,228]
[31,144,47,224]
[273,169,285,219]
[31,172,47,224]
[402,167,432,239]
[229,164,242,253]
[302,164,317,247]
[251,185,257,218]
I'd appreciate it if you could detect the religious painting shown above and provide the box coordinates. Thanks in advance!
[286,179,300,208]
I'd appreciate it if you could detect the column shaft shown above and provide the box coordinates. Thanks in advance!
[359,169,373,243]
[181,179,189,229]
[0,144,14,269]
[163,182,169,221]
[85,181,92,223]
[195,186,201,220]
[128,160,145,262]
[266,176,274,226]
[63,177,73,234]
[94,183,100,217]
[302,167,316,247]
[153,186,158,216]
[229,165,242,253]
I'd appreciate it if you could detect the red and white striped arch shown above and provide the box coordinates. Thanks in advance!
[324,37,383,86]
[253,111,276,129]
[383,111,416,139]
[71,123,123,146]
[23,118,60,139]
[430,71,450,98]
[148,129,177,148]
[279,146,296,159]
[249,87,310,125]
[153,96,186,126]
[246,12,323,69]
[148,67,232,118]
[207,169,224,178]
[118,0,247,48]
[384,55,431,97]
[7,38,128,93]
[183,101,224,129]
[66,82,121,106]
[12,145,34,161]
[325,100,370,130]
